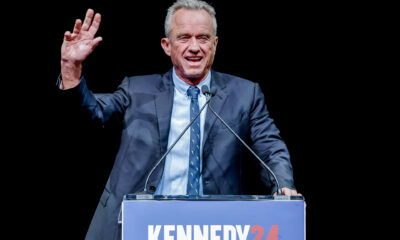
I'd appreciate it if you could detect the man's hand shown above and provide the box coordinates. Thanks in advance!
[273,187,302,196]
[61,9,102,89]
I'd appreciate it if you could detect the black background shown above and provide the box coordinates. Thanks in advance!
[5,0,385,239]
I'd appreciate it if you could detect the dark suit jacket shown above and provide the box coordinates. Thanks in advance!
[59,69,295,240]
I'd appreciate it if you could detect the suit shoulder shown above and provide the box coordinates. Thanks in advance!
[214,71,256,86]
[126,73,164,85]
[124,71,171,92]
[213,71,258,94]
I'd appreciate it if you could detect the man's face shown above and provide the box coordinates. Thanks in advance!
[161,9,218,83]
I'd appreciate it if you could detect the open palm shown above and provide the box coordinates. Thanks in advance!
[61,9,102,63]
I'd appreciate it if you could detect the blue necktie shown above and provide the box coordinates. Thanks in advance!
[187,86,201,195]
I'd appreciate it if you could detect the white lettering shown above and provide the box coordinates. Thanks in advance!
[148,225,161,240]
[147,225,251,240]
[236,225,250,240]
[194,225,208,240]
[164,225,175,240]
[223,225,236,240]
[177,225,192,240]
[210,225,221,240]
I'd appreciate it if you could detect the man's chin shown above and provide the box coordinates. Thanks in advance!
[184,74,203,80]
[182,70,207,80]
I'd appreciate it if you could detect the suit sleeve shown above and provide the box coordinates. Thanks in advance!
[56,75,130,127]
[249,83,295,194]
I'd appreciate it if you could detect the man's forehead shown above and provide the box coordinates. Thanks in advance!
[171,8,213,29]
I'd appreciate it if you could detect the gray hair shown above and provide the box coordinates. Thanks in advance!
[164,0,217,38]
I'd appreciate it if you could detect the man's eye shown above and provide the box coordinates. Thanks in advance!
[198,36,210,43]
[178,36,190,41]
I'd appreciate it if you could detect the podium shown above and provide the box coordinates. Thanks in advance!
[121,195,305,240]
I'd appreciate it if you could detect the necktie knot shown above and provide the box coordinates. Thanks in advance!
[187,86,200,100]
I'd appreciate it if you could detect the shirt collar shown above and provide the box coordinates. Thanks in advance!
[172,67,211,96]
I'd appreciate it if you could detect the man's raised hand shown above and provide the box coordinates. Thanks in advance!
[61,9,102,89]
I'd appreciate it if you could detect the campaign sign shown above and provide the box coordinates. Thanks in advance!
[122,196,305,240]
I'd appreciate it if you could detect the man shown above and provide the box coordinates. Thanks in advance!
[59,0,300,239]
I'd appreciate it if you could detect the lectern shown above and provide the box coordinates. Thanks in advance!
[121,195,305,240]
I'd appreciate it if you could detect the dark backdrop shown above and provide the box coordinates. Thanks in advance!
[5,1,378,239]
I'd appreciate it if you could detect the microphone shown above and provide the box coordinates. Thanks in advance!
[201,85,216,100]
[201,85,283,195]
[143,87,213,193]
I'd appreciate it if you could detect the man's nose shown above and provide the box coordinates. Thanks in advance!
[188,37,200,53]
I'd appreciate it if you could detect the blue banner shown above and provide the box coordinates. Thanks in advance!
[122,199,305,240]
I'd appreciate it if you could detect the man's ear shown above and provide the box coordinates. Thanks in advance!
[161,38,171,56]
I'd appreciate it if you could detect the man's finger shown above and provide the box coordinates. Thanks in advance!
[88,13,101,36]
[282,187,298,196]
[91,36,103,49]
[282,188,289,196]
[73,19,82,34]
[274,188,303,196]
[64,31,72,40]
[82,9,94,31]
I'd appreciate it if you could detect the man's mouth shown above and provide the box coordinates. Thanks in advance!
[185,56,203,62]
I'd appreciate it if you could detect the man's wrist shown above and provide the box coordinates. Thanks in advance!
[61,60,82,89]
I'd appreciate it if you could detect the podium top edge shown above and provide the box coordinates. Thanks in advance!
[123,194,304,201]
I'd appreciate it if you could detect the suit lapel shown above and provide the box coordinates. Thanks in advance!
[155,70,174,155]
[202,70,227,147]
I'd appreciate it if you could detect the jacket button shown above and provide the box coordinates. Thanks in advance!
[149,186,156,193]
[204,180,210,185]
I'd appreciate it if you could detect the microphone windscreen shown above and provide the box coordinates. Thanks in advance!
[201,85,210,95]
